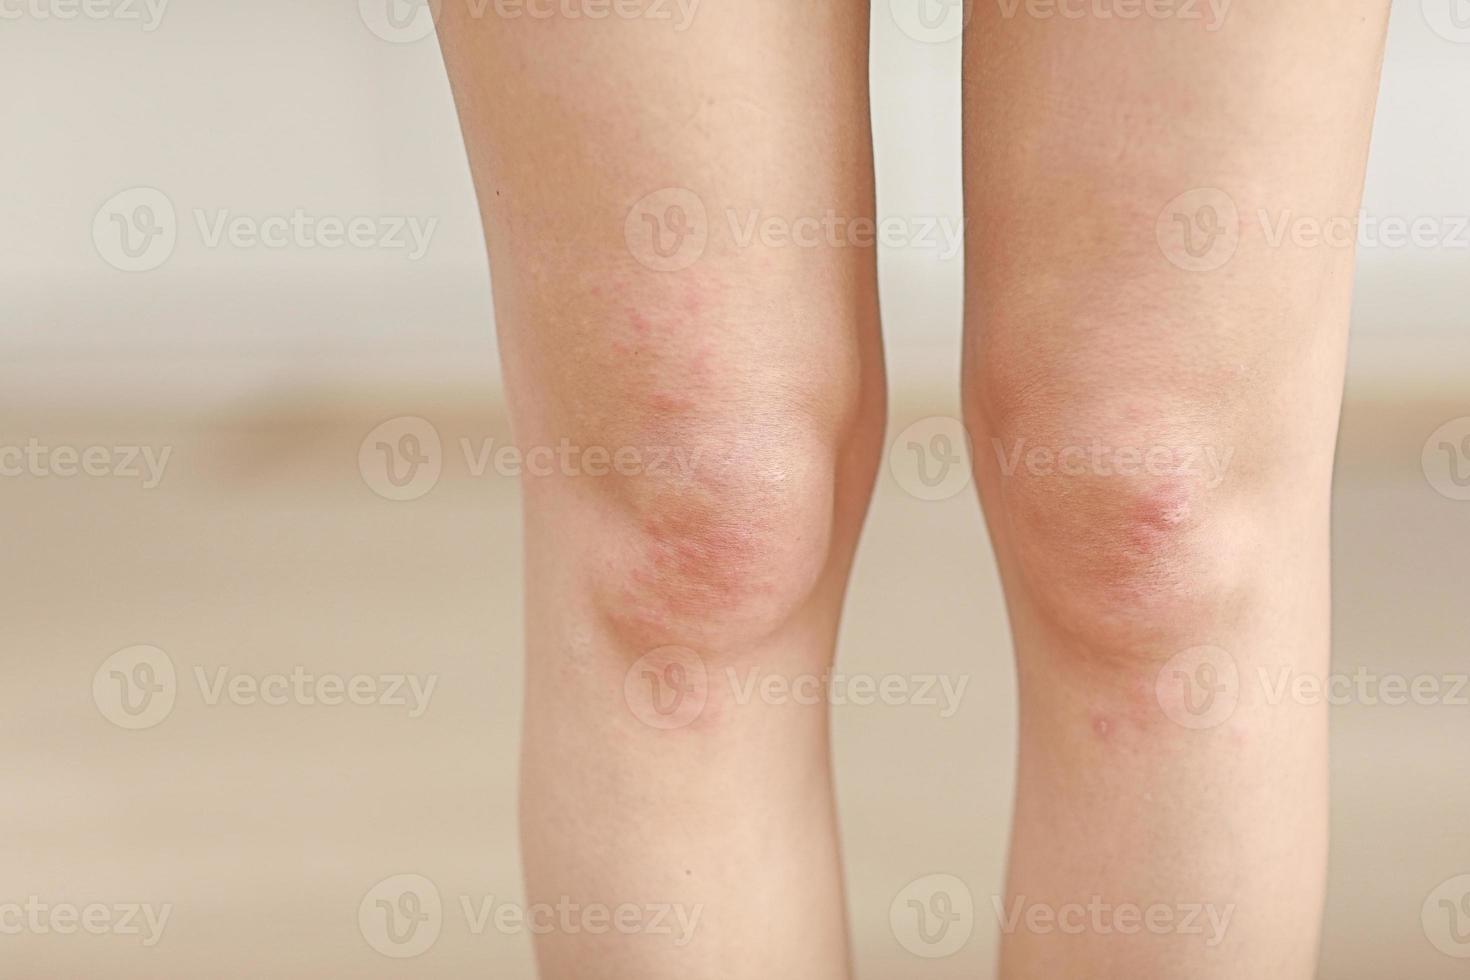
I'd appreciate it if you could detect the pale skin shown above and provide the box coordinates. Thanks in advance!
[437,1,1391,977]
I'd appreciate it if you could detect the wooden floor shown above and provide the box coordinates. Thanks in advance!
[1,381,1466,979]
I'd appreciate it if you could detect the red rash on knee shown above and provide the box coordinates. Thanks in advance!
[592,438,838,657]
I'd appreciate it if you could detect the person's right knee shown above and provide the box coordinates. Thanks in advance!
[513,271,883,662]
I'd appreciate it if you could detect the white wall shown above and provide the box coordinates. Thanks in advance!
[1,0,1464,408]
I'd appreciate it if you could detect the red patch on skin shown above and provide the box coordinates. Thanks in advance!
[1121,480,1201,569]
[1092,714,1113,739]
[646,392,696,414]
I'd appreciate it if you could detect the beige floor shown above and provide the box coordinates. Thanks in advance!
[2,378,1467,979]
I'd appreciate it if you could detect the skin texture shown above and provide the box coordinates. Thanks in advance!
[962,1,1391,976]
[438,0,1390,976]
[436,2,882,976]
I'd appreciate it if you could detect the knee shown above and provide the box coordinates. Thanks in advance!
[579,407,880,660]
[967,380,1256,665]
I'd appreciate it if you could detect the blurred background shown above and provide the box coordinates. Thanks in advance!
[1,0,1466,976]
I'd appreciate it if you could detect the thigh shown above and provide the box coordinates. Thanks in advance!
[961,0,1391,437]
[436,0,884,474]
[960,1,1392,629]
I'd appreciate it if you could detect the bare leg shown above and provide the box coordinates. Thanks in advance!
[438,3,881,976]
[962,3,1390,976]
